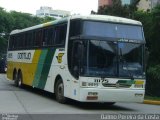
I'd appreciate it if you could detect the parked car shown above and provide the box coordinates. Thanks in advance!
[0,57,7,73]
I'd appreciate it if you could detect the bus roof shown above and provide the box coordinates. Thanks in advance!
[71,15,142,25]
[10,17,68,35]
[10,15,142,35]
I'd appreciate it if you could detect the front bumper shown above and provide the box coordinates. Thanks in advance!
[79,88,144,103]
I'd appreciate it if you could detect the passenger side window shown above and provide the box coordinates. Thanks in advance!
[69,20,81,37]
[35,29,43,47]
[55,24,67,45]
[43,27,55,46]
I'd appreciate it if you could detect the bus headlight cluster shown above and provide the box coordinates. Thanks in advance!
[81,82,99,87]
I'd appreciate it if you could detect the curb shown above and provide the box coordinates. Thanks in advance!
[144,100,160,105]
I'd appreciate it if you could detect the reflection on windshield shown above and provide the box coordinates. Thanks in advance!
[118,43,144,78]
[82,40,144,78]
[84,40,117,77]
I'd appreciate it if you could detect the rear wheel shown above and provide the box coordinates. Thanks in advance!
[13,72,18,87]
[55,79,66,103]
[15,72,23,87]
[17,72,23,87]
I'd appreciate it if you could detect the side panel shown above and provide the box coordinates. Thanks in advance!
[7,48,57,89]
[7,50,40,85]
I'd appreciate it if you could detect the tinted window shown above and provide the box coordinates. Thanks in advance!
[9,36,14,50]
[118,43,144,78]
[26,32,34,48]
[82,40,117,77]
[69,20,82,37]
[9,23,67,50]
[83,21,144,40]
[55,24,67,45]
[35,29,43,47]
[20,33,25,48]
[43,27,55,46]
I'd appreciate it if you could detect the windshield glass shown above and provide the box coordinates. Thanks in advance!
[83,40,117,77]
[118,42,144,78]
[82,21,144,41]
[81,40,144,79]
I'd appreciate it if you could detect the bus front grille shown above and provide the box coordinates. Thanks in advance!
[102,83,131,88]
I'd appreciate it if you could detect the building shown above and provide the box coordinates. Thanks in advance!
[36,6,71,19]
[121,0,133,5]
[151,0,160,8]
[98,0,134,7]
[137,0,151,11]
[98,0,112,7]
[137,0,160,11]
[98,0,160,10]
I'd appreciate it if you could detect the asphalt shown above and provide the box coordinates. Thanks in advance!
[1,73,160,106]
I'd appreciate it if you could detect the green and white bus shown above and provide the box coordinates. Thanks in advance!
[7,15,146,104]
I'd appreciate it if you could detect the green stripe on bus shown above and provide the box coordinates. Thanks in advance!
[38,48,56,89]
[33,49,48,87]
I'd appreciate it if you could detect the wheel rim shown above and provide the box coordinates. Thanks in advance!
[18,78,22,86]
[5,67,7,72]
[18,75,22,87]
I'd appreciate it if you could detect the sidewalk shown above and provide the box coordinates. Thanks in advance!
[144,100,160,105]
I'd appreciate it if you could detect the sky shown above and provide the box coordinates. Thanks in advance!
[0,0,98,15]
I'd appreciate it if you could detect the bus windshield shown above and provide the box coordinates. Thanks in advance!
[82,21,144,41]
[81,40,144,79]
[69,20,145,79]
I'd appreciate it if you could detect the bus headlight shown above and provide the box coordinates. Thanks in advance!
[81,82,99,87]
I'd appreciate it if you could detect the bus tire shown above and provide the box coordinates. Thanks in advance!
[13,71,18,87]
[55,79,66,103]
[16,71,23,88]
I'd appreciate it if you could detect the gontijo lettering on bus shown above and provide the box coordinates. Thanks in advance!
[17,52,31,60]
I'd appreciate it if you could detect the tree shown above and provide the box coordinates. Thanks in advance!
[0,7,56,56]
[0,7,13,55]
[149,5,160,65]
[98,0,140,18]
[134,5,160,97]
[125,0,140,18]
[98,0,128,17]
[41,16,56,23]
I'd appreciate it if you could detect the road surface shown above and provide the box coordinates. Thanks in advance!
[0,74,159,120]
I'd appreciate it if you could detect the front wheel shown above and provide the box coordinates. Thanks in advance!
[55,79,66,103]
